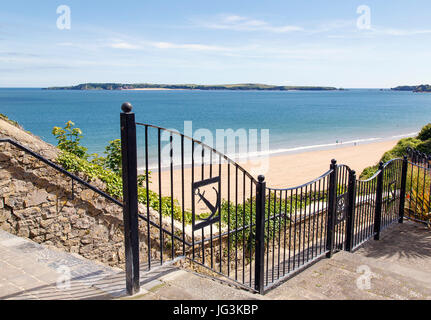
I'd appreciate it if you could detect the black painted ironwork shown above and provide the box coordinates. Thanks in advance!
[405,148,431,225]
[344,170,356,252]
[2,105,419,296]
[120,102,140,295]
[335,192,348,224]
[123,108,412,293]
[192,177,221,230]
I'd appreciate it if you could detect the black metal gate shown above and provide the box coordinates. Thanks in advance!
[119,103,410,295]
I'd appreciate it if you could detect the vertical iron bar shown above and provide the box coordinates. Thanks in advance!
[219,155,222,273]
[254,175,266,295]
[191,141,195,259]
[249,179,253,286]
[227,163,231,276]
[287,189,293,273]
[170,134,174,258]
[242,172,246,283]
[283,190,288,276]
[181,135,185,255]
[201,147,205,265]
[344,170,356,252]
[374,162,384,240]
[326,159,337,258]
[145,125,151,269]
[266,188,270,285]
[158,128,163,264]
[235,165,238,280]
[120,102,140,295]
[293,188,298,269]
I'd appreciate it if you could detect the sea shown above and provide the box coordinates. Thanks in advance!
[1,88,431,167]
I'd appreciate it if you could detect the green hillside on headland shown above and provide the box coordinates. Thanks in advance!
[45,83,339,91]
[391,84,431,92]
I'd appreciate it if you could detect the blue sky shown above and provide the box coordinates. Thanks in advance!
[1,0,430,88]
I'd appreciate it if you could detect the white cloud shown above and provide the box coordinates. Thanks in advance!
[202,14,303,33]
[109,41,139,50]
[150,41,231,52]
[372,27,431,36]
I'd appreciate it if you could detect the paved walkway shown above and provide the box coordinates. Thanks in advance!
[1,221,430,300]
[266,221,431,300]
[0,229,256,300]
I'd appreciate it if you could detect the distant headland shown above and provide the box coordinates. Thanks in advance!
[44,83,340,91]
[391,84,431,93]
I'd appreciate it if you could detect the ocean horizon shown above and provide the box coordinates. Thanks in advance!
[1,88,430,167]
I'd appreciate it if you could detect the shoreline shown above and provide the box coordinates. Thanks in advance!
[139,131,415,173]
[145,138,401,212]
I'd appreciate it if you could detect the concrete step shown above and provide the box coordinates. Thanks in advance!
[266,221,431,300]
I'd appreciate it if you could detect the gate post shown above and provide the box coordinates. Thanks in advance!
[374,162,384,240]
[254,175,266,294]
[120,102,140,295]
[398,156,408,223]
[326,159,337,258]
[344,170,356,252]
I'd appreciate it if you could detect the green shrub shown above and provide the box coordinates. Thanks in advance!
[104,139,122,174]
[417,123,431,141]
[52,121,88,159]
[360,137,422,179]
[416,139,431,154]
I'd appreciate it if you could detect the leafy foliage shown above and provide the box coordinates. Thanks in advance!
[360,124,431,179]
[52,121,88,159]
[53,121,189,223]
[417,124,431,142]
[104,139,122,174]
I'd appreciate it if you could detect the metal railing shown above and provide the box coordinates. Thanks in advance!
[119,103,413,295]
[2,103,418,296]
[405,148,431,225]
[0,138,122,206]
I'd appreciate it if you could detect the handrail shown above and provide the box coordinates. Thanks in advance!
[266,169,333,191]
[0,138,122,206]
[0,138,195,247]
[408,161,431,171]
[381,158,403,169]
[357,158,403,183]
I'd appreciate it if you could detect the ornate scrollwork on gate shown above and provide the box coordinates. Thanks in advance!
[192,176,221,231]
[387,180,397,204]
[336,192,348,224]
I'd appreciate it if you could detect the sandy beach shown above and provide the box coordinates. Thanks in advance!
[148,139,399,212]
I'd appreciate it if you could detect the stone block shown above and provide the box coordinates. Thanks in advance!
[81,189,95,201]
[40,218,54,229]
[0,207,11,223]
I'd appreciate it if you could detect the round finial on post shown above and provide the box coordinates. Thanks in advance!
[258,175,265,183]
[379,161,384,169]
[351,170,356,176]
[331,159,337,165]
[121,102,133,113]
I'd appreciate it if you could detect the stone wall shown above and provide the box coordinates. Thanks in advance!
[0,118,191,269]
